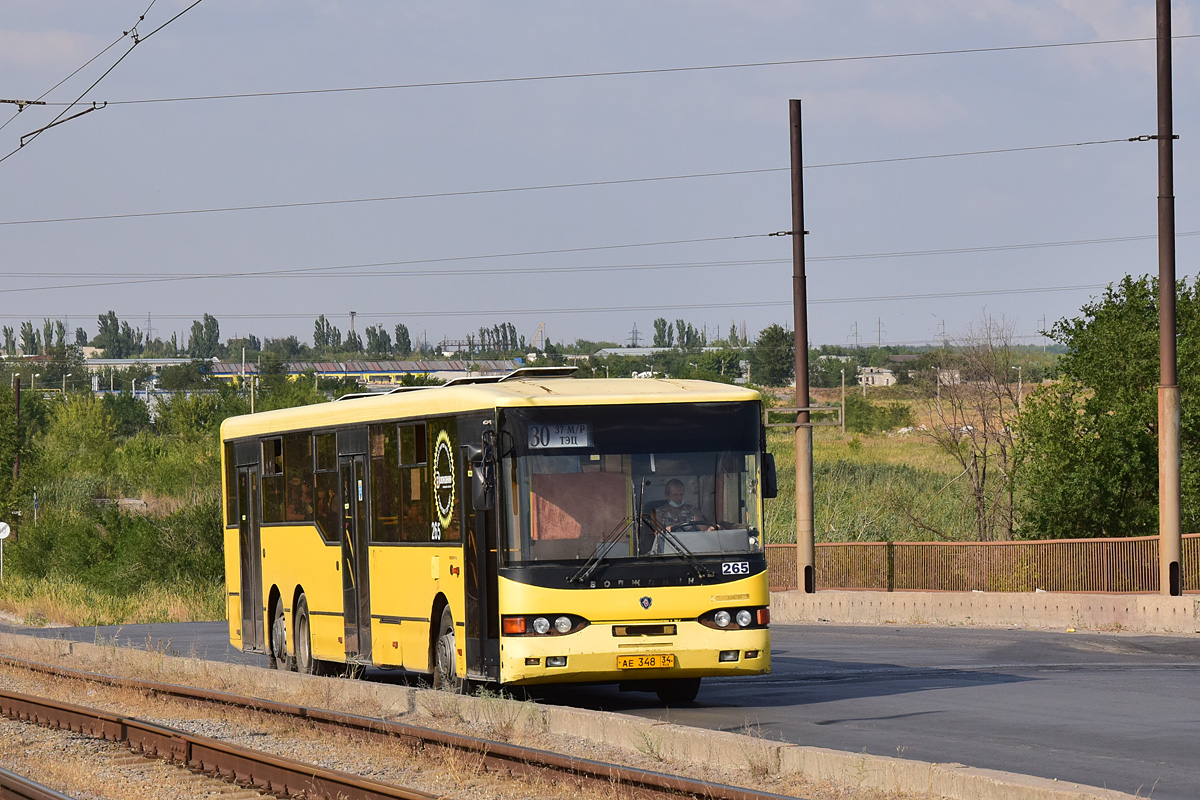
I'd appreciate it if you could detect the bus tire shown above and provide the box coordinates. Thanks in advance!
[294,594,317,675]
[432,606,463,692]
[655,677,701,705]
[268,597,292,671]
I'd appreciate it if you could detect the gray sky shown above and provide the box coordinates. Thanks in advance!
[1,1,1197,351]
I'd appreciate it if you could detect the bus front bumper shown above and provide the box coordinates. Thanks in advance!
[498,621,770,685]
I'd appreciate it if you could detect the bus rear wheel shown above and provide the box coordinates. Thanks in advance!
[433,606,464,692]
[656,677,701,705]
[294,594,317,675]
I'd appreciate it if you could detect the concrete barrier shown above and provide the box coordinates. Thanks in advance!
[0,630,1141,800]
[771,589,1200,634]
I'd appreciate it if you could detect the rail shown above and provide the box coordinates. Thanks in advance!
[766,533,1200,592]
[0,688,438,800]
[0,655,801,800]
[0,767,75,800]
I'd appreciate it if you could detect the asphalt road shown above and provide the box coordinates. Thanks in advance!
[7,621,1198,799]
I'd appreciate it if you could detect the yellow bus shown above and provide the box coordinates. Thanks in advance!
[221,367,775,703]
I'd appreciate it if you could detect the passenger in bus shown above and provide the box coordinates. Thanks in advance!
[286,479,313,521]
[653,479,711,531]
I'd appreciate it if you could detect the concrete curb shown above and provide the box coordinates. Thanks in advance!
[0,631,1139,800]
[770,590,1200,634]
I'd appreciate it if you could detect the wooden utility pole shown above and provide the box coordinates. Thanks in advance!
[1156,0,1182,595]
[790,99,815,594]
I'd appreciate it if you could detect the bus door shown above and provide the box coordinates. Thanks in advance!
[462,446,500,681]
[338,429,372,662]
[236,463,264,652]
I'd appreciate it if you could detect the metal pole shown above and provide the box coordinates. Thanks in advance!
[790,99,815,594]
[1156,0,1181,595]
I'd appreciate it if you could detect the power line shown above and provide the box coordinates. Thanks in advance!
[0,282,1119,323]
[0,0,205,167]
[0,137,1134,228]
[43,34,1200,108]
[0,233,777,295]
[4,229,1195,288]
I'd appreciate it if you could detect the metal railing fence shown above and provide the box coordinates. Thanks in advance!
[766,534,1200,593]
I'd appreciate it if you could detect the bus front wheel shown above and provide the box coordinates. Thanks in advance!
[433,606,463,692]
[268,598,291,670]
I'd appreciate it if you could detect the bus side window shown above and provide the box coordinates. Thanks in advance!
[313,433,338,539]
[261,437,284,523]
[370,424,401,542]
[399,423,429,541]
[284,432,313,522]
[223,442,237,526]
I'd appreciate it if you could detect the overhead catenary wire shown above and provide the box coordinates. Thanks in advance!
[39,33,1200,108]
[0,137,1137,228]
[2,229,1195,288]
[0,0,205,166]
[0,282,1133,323]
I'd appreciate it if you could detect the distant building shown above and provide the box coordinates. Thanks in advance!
[858,367,896,388]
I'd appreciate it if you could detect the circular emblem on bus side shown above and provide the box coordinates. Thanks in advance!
[433,429,455,529]
[640,596,652,609]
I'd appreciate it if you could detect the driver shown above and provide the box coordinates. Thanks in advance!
[655,479,702,531]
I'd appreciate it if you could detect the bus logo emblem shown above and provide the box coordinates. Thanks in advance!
[433,429,456,529]
[640,596,652,609]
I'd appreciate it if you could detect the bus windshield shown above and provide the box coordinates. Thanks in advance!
[498,402,764,564]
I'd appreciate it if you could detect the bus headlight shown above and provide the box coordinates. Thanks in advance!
[699,606,769,630]
[554,616,572,634]
[532,617,551,635]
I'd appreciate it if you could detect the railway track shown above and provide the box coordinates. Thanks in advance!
[0,654,803,800]
[0,766,76,800]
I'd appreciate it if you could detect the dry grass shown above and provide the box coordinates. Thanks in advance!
[0,575,222,627]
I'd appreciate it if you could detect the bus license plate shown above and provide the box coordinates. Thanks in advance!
[617,653,675,669]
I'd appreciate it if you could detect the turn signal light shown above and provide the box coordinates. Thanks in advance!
[502,616,527,634]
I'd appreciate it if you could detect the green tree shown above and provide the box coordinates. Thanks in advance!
[752,324,794,386]
[159,360,213,390]
[101,393,152,438]
[652,318,673,348]
[93,311,143,358]
[365,324,391,357]
[1017,275,1200,538]
[19,321,38,356]
[394,324,412,357]
[188,314,222,359]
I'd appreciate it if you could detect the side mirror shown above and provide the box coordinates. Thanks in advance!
[465,443,495,511]
[761,453,778,499]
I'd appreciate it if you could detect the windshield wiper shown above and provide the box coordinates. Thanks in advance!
[642,515,714,580]
[569,516,636,584]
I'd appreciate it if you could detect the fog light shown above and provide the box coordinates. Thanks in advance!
[714,610,731,628]
[736,609,753,627]
[533,616,551,635]
[546,656,568,667]
[719,650,740,662]
[525,657,541,666]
